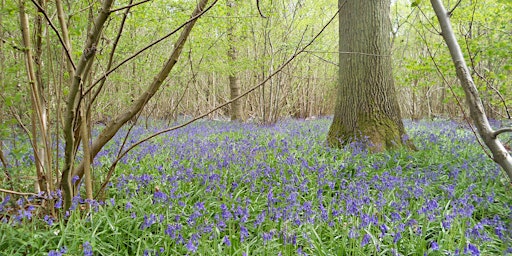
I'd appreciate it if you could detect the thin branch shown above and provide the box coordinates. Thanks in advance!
[109,0,152,13]
[492,128,512,139]
[256,0,267,18]
[86,0,219,96]
[417,6,441,35]
[0,37,23,51]
[448,0,463,16]
[0,188,41,197]
[29,0,76,70]
[95,4,342,197]
[304,51,338,66]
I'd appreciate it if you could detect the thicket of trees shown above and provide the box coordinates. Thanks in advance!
[0,0,511,211]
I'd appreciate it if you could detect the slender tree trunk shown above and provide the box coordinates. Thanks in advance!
[71,0,211,185]
[0,0,9,184]
[61,0,115,210]
[227,0,243,121]
[431,0,512,181]
[19,0,50,192]
[55,0,74,77]
[327,0,410,151]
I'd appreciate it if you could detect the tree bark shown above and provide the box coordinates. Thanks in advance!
[227,0,244,121]
[327,0,410,151]
[61,0,115,210]
[19,0,50,193]
[430,0,512,182]
[71,0,211,183]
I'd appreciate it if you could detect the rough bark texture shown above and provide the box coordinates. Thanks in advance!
[327,0,408,151]
[431,0,512,182]
[227,0,244,121]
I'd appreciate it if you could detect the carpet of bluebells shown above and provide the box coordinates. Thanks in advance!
[0,118,511,255]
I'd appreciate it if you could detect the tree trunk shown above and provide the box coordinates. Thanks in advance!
[430,0,512,182]
[71,0,211,186]
[327,0,410,151]
[61,0,115,210]
[227,0,243,121]
[19,0,50,193]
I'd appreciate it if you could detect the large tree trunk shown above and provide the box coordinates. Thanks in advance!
[227,0,243,121]
[327,0,409,151]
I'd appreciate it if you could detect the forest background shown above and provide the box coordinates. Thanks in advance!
[1,0,510,127]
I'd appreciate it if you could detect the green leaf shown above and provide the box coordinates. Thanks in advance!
[411,0,422,7]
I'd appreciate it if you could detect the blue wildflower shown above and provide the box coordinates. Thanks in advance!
[223,235,231,247]
[361,233,371,247]
[431,241,439,251]
[464,243,480,256]
[83,241,93,256]
[240,225,249,242]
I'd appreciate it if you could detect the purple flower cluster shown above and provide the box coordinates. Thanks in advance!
[1,118,510,255]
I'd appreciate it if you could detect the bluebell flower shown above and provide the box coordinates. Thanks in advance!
[72,175,80,184]
[47,250,60,256]
[0,195,10,212]
[431,241,439,251]
[185,234,198,252]
[140,214,156,230]
[379,224,388,237]
[464,243,480,255]
[223,235,231,247]
[393,232,401,244]
[361,233,371,247]
[44,215,54,226]
[240,225,249,242]
[83,241,93,256]
[220,204,232,220]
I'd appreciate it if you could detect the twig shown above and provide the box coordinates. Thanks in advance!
[29,0,76,70]
[0,188,41,197]
[448,0,463,16]
[256,0,267,18]
[492,128,512,139]
[110,0,152,13]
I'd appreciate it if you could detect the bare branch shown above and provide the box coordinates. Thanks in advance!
[492,128,512,139]
[29,0,76,70]
[448,0,463,17]
[110,0,152,13]
[0,188,41,197]
[256,0,267,18]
